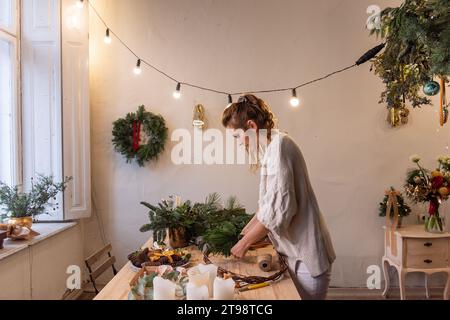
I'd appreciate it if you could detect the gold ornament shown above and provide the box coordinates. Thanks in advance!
[387,106,409,127]
[193,104,206,129]
[440,77,448,127]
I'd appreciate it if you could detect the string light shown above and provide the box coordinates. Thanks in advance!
[86,0,385,107]
[76,0,84,9]
[290,89,300,107]
[227,95,233,107]
[134,59,142,75]
[104,28,111,44]
[173,83,182,99]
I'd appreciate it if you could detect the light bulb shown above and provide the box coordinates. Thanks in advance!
[76,0,84,9]
[173,83,181,99]
[290,89,300,107]
[104,28,111,44]
[134,59,142,75]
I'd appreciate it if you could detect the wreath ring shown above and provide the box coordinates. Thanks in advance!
[112,105,168,167]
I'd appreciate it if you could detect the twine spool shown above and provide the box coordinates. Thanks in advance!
[257,254,273,272]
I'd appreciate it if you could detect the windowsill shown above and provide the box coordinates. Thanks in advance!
[0,222,78,261]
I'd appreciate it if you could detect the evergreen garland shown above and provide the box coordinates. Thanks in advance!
[139,193,254,257]
[112,106,168,167]
[369,0,449,109]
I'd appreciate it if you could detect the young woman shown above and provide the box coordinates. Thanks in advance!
[222,94,336,300]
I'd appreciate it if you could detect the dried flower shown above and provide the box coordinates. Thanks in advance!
[410,155,421,163]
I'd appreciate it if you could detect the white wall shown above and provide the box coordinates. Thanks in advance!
[85,0,450,287]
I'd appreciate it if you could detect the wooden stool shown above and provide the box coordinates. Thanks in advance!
[85,244,118,294]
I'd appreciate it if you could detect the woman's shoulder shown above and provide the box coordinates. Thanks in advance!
[264,131,303,169]
[273,131,300,154]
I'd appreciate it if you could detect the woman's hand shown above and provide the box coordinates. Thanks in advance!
[232,218,269,259]
[231,239,251,259]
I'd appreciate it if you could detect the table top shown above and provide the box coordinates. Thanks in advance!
[392,224,450,239]
[94,239,301,300]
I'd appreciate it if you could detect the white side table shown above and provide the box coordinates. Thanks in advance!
[382,224,450,300]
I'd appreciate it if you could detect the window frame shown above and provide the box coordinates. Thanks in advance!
[0,0,21,188]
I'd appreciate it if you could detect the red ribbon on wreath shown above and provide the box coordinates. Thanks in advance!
[132,120,141,152]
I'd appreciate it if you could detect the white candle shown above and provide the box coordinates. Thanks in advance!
[213,277,235,300]
[186,283,209,300]
[198,264,218,298]
[153,276,176,300]
[174,195,182,207]
[187,266,209,288]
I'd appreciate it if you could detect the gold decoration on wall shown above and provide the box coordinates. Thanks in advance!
[387,105,409,127]
[193,104,206,129]
[440,77,448,127]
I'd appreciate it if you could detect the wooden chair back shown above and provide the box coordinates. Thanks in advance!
[85,243,118,294]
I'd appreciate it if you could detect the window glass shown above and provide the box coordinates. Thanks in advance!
[0,0,13,31]
[0,37,14,185]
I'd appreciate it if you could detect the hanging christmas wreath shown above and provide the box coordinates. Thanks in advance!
[112,105,168,167]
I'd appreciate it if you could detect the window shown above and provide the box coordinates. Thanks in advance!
[0,0,20,186]
[1,1,91,221]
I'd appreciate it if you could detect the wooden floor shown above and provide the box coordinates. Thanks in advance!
[326,287,445,300]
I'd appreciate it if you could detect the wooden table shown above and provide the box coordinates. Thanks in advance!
[382,224,450,300]
[95,239,300,300]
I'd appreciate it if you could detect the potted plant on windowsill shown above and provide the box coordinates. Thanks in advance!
[0,175,72,228]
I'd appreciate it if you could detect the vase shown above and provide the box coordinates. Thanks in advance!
[8,217,33,228]
[425,215,445,234]
[168,227,188,249]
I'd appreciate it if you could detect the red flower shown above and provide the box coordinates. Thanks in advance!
[431,176,445,189]
[429,199,439,216]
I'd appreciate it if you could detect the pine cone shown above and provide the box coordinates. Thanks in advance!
[128,253,142,268]
[172,255,182,262]
[159,256,169,264]
[143,261,162,267]
[172,260,186,267]
[128,248,150,267]
[138,248,150,262]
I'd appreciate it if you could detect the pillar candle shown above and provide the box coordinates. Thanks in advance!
[186,283,209,300]
[213,277,235,300]
[174,195,182,207]
[153,276,176,300]
[198,264,218,298]
[187,266,210,288]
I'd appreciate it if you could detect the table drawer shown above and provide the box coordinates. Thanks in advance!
[406,238,448,256]
[405,238,449,269]
[406,254,448,269]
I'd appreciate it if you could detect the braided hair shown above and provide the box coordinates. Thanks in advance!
[222,94,276,141]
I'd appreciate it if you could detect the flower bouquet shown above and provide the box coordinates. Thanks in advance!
[405,155,450,233]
